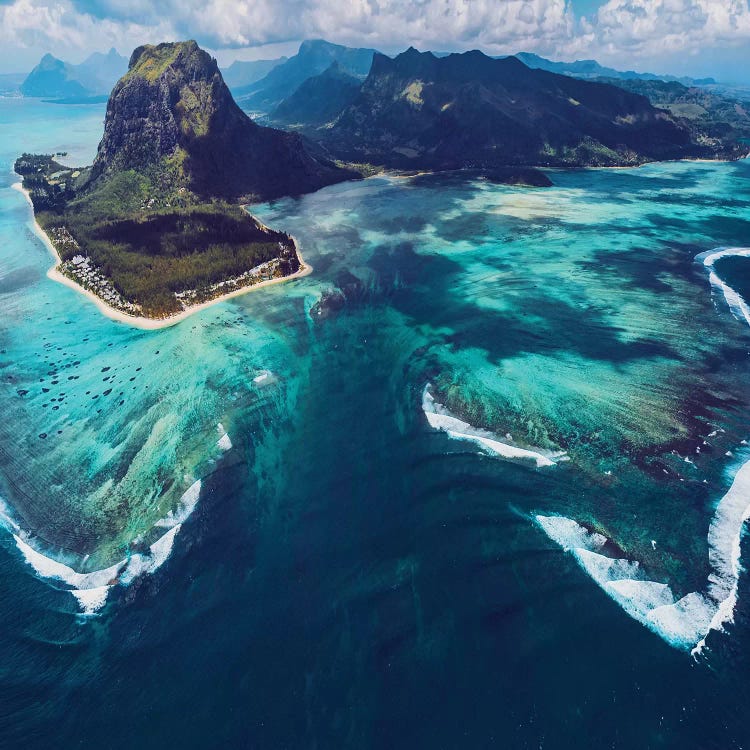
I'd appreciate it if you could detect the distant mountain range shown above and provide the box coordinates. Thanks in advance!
[306,48,743,169]
[221,56,288,90]
[271,62,362,126]
[231,39,377,111]
[514,52,716,86]
[21,48,128,99]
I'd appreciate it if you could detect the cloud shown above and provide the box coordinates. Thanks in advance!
[594,0,750,56]
[0,0,175,59]
[1,0,749,79]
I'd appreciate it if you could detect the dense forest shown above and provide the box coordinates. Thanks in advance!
[16,155,299,317]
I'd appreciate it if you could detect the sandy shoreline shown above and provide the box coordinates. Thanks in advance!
[11,182,312,330]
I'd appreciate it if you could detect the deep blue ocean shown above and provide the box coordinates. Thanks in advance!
[1,98,750,748]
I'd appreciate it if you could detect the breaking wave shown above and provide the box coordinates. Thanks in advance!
[10,478,202,615]
[536,249,750,654]
[698,247,750,328]
[5,420,239,614]
[535,515,715,651]
[422,385,567,468]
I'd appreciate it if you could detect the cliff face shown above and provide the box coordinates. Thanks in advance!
[323,48,738,169]
[92,41,352,201]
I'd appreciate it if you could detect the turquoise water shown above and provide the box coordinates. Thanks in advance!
[2,98,750,746]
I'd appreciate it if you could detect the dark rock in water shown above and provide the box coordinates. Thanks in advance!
[92,41,355,201]
[310,289,348,320]
[310,271,369,322]
[482,167,553,187]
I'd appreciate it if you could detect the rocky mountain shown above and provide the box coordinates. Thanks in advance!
[21,54,89,98]
[594,77,750,140]
[21,48,127,99]
[515,52,716,86]
[234,39,377,112]
[271,62,362,127]
[221,56,288,91]
[74,48,129,93]
[320,48,742,169]
[91,40,354,201]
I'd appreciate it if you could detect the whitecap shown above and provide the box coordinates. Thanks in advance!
[698,247,750,327]
[71,586,110,615]
[119,525,181,586]
[422,386,566,468]
[14,534,123,590]
[14,533,123,614]
[154,479,202,529]
[535,466,750,654]
[11,478,202,614]
[536,515,607,551]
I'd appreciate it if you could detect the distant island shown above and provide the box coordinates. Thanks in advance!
[15,41,354,325]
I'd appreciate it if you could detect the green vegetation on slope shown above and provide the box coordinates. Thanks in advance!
[15,154,298,317]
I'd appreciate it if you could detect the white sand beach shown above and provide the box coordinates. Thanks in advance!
[12,182,312,330]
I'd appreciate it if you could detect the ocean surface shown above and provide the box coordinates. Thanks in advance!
[1,97,750,748]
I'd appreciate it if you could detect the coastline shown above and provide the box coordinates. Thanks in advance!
[11,181,312,330]
[368,152,750,185]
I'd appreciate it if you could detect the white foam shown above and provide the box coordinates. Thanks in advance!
[699,247,750,327]
[694,458,750,652]
[154,479,202,529]
[648,593,715,649]
[14,534,122,590]
[574,547,640,583]
[71,586,110,615]
[11,479,201,614]
[536,515,607,552]
[422,386,566,468]
[119,525,181,586]
[14,533,124,614]
[534,514,733,650]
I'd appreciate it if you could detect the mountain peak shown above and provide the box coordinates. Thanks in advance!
[299,39,340,53]
[38,53,64,68]
[127,40,208,78]
[93,39,351,200]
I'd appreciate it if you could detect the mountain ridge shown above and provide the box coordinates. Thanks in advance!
[21,48,128,98]
[234,39,377,112]
[316,48,742,169]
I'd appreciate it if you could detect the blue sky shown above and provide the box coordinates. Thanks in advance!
[1,0,749,83]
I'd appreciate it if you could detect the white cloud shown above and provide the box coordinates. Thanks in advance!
[0,0,175,65]
[0,0,749,79]
[594,0,750,57]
